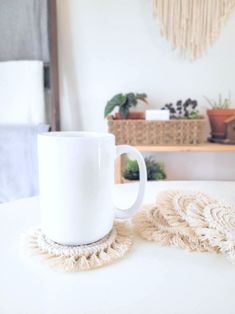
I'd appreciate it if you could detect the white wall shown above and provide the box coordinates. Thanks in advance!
[57,0,235,181]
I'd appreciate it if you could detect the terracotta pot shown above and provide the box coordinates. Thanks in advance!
[207,109,235,139]
[115,112,145,120]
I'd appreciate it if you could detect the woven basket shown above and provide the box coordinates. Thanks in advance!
[108,119,205,145]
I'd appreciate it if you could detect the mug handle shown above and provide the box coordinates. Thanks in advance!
[114,145,147,219]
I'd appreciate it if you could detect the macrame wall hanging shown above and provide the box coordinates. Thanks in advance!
[152,0,235,60]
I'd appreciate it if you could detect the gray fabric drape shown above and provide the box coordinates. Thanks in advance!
[0,0,49,62]
[0,124,50,203]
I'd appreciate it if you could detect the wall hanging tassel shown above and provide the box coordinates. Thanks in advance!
[152,0,235,60]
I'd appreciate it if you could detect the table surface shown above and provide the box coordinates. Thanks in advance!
[1,181,235,314]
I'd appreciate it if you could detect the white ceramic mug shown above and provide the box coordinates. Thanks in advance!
[38,132,147,245]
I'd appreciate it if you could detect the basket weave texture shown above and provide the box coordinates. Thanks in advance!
[108,119,205,145]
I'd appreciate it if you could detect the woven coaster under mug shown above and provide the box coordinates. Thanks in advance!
[22,132,147,271]
[22,222,132,271]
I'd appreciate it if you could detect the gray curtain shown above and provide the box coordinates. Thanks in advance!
[0,124,50,203]
[0,0,49,62]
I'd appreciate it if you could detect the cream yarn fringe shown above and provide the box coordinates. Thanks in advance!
[22,222,132,272]
[152,0,235,60]
[134,204,216,252]
[134,190,235,262]
[22,190,235,270]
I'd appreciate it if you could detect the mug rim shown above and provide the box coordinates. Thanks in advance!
[38,131,115,140]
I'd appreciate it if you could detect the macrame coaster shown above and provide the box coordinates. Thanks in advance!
[22,222,132,271]
[155,190,219,251]
[133,204,209,252]
[165,191,235,260]
[152,0,235,60]
[134,190,235,259]
[157,190,217,252]
[189,201,235,262]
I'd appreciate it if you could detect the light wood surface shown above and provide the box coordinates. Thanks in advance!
[134,143,235,152]
[115,156,122,184]
[115,143,235,183]
[1,181,235,314]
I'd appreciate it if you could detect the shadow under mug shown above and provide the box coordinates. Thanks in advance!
[38,132,147,245]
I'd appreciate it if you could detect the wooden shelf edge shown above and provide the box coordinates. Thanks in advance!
[134,144,235,152]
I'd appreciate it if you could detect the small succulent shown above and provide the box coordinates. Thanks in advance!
[161,98,201,119]
[123,157,166,181]
[204,93,232,109]
[104,93,148,119]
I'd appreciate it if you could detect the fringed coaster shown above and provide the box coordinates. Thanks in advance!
[191,202,235,262]
[167,192,235,261]
[133,204,206,251]
[134,190,235,255]
[155,190,218,252]
[21,222,132,271]
[134,191,217,252]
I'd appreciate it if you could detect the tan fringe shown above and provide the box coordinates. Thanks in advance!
[133,205,211,252]
[134,202,216,252]
[191,201,235,262]
[155,190,218,252]
[134,190,235,257]
[21,222,132,272]
[152,0,235,60]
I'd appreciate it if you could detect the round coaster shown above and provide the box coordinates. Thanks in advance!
[133,204,211,252]
[172,191,215,226]
[156,190,214,229]
[204,202,235,240]
[164,191,231,256]
[202,202,235,262]
[22,222,132,271]
[155,190,216,252]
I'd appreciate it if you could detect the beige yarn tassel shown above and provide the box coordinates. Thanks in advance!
[134,190,235,264]
[152,0,235,60]
[133,203,216,252]
[21,222,133,272]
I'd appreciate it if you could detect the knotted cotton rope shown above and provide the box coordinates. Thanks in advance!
[152,0,235,60]
[134,204,209,252]
[22,222,132,271]
[189,201,235,262]
[134,190,235,262]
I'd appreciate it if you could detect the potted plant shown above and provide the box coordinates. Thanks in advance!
[205,94,235,139]
[161,98,203,119]
[104,92,148,120]
[122,156,166,182]
[107,97,205,145]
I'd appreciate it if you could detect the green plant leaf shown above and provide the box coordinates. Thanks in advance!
[136,93,148,103]
[105,92,148,117]
[126,93,137,107]
[123,157,166,181]
[204,94,232,109]
[119,104,129,119]
[123,159,139,180]
[104,93,126,117]
[126,93,135,99]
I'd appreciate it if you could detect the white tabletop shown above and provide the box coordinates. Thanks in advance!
[1,181,235,314]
